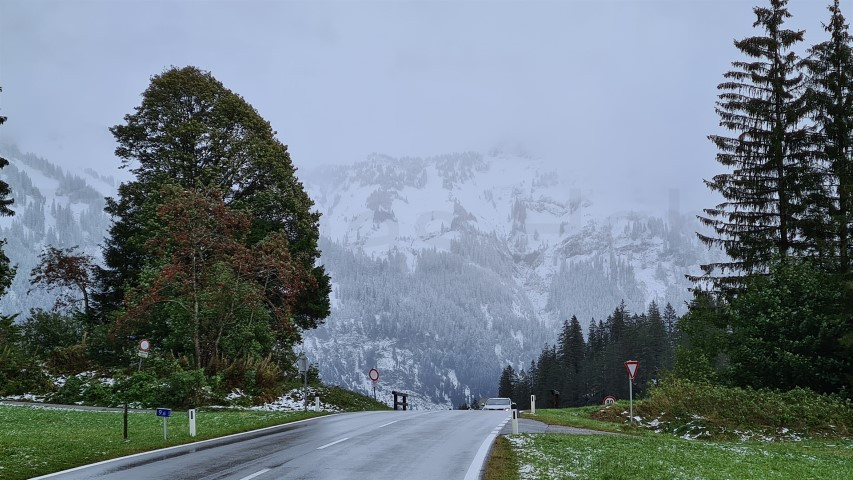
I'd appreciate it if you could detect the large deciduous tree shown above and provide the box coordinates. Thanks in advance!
[118,186,312,371]
[101,66,330,352]
[30,246,98,318]
[696,0,814,292]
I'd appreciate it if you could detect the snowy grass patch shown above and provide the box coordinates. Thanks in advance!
[508,433,853,480]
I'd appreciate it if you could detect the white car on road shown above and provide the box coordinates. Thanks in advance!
[482,397,513,411]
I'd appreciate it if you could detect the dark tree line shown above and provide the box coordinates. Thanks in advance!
[499,301,679,409]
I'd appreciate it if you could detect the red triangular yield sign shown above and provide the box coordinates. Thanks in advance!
[625,361,639,380]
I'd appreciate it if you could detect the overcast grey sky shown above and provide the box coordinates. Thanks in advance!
[0,0,834,213]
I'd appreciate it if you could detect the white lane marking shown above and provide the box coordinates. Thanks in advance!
[464,418,506,480]
[29,414,338,480]
[238,468,270,480]
[378,420,399,428]
[317,437,350,450]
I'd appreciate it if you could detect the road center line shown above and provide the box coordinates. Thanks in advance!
[378,420,399,428]
[317,437,350,450]
[238,468,270,480]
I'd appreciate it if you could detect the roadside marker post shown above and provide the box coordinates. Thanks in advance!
[188,409,196,437]
[624,361,639,425]
[530,395,536,415]
[315,396,320,411]
[511,408,519,435]
[156,408,172,440]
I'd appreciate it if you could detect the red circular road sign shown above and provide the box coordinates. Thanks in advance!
[603,395,617,406]
[139,339,151,352]
[368,368,379,382]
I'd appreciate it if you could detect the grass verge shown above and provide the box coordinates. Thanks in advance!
[523,405,639,434]
[508,433,853,480]
[483,435,521,480]
[0,404,327,480]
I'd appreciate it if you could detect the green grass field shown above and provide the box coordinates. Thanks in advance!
[0,405,326,480]
[508,433,853,480]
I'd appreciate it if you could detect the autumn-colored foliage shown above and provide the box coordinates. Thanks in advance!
[30,246,99,317]
[118,186,314,372]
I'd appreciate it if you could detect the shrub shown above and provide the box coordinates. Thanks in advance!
[47,373,116,406]
[0,345,52,396]
[19,310,85,359]
[219,355,282,402]
[627,378,853,439]
[47,344,92,374]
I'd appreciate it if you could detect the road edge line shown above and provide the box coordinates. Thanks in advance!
[464,417,507,480]
[29,413,340,479]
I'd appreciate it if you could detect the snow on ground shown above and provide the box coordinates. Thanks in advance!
[221,388,342,412]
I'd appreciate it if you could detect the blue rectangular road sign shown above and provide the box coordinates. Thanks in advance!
[156,408,172,418]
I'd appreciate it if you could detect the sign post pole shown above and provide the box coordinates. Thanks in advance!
[156,408,172,441]
[629,378,633,424]
[368,368,380,400]
[624,361,639,426]
[137,339,151,372]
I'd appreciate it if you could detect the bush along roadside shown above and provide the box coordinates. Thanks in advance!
[589,378,853,440]
[2,351,389,413]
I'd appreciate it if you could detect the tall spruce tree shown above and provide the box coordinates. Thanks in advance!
[557,315,586,406]
[805,0,853,276]
[498,365,517,399]
[697,0,814,292]
[0,86,15,299]
[558,315,586,375]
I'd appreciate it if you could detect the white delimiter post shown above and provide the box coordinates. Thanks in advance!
[530,395,536,415]
[315,396,320,411]
[511,408,519,435]
[189,409,196,437]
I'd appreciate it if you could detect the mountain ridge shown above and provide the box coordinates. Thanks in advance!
[0,146,720,408]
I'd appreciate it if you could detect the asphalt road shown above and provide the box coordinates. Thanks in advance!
[34,410,511,480]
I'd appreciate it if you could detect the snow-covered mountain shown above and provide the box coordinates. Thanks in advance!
[0,145,720,409]
[0,144,114,316]
[299,150,720,408]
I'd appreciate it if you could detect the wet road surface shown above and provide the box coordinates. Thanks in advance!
[34,410,511,480]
